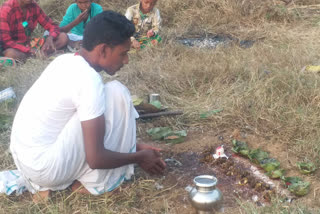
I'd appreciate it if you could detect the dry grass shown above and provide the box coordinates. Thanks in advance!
[1,0,320,213]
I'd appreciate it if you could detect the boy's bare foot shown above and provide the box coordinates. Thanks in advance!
[71,180,90,194]
[32,190,51,203]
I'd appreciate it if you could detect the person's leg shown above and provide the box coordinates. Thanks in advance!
[77,80,139,195]
[11,112,87,195]
[67,33,83,52]
[3,48,28,61]
[54,32,69,50]
[13,81,138,196]
[71,180,90,194]
[32,190,51,203]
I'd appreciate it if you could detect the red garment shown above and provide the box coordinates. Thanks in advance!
[0,0,60,53]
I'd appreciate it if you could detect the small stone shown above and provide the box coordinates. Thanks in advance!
[252,195,259,202]
[155,182,164,190]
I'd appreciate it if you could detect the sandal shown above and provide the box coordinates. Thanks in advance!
[0,57,16,68]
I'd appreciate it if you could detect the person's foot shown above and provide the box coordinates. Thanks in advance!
[67,41,82,53]
[32,190,51,203]
[71,180,90,194]
[0,57,17,68]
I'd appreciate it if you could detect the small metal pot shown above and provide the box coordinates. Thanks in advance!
[189,175,223,214]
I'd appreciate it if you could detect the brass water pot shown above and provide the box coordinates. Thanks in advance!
[189,175,223,214]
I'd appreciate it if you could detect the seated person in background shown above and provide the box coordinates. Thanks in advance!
[59,0,103,51]
[0,0,68,61]
[125,0,161,50]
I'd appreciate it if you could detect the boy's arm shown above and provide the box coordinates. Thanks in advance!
[81,114,166,174]
[0,10,31,53]
[60,8,89,33]
[152,9,161,35]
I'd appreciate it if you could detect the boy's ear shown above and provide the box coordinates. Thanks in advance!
[99,44,111,58]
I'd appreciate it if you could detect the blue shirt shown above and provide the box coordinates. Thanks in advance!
[60,3,103,36]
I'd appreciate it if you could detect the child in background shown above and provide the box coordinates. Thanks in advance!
[60,0,103,51]
[125,0,161,50]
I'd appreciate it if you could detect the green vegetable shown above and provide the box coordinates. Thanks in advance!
[297,162,317,175]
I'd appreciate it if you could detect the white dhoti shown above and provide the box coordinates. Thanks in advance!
[11,81,139,195]
[67,33,83,42]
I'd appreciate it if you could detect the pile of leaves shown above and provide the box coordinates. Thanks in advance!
[147,127,187,144]
[232,140,311,197]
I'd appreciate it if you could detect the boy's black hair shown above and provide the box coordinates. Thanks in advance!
[82,10,135,51]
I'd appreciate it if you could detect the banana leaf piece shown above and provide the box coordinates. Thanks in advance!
[132,96,144,106]
[164,130,187,144]
[288,181,310,196]
[266,169,284,179]
[150,100,162,109]
[147,127,172,140]
[231,140,250,157]
[281,176,303,187]
[248,149,269,164]
[260,158,280,172]
[297,162,317,175]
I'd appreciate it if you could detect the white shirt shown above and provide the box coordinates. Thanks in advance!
[10,54,106,170]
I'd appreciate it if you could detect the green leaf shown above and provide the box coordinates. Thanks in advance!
[248,149,269,164]
[231,139,250,157]
[200,109,223,119]
[297,162,317,174]
[266,169,284,179]
[150,100,162,109]
[132,97,144,106]
[164,130,187,144]
[281,176,303,187]
[260,158,280,172]
[147,127,172,141]
[288,181,310,196]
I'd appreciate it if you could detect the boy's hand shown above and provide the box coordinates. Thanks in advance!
[29,48,37,56]
[137,143,166,175]
[131,39,141,49]
[137,149,166,175]
[75,9,89,25]
[41,36,55,56]
[147,30,155,38]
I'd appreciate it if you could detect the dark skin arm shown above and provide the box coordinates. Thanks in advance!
[81,114,166,175]
[41,36,55,56]
[60,9,89,33]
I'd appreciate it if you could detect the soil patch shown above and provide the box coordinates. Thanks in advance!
[136,129,320,213]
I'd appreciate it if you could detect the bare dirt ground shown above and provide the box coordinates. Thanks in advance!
[133,123,320,214]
